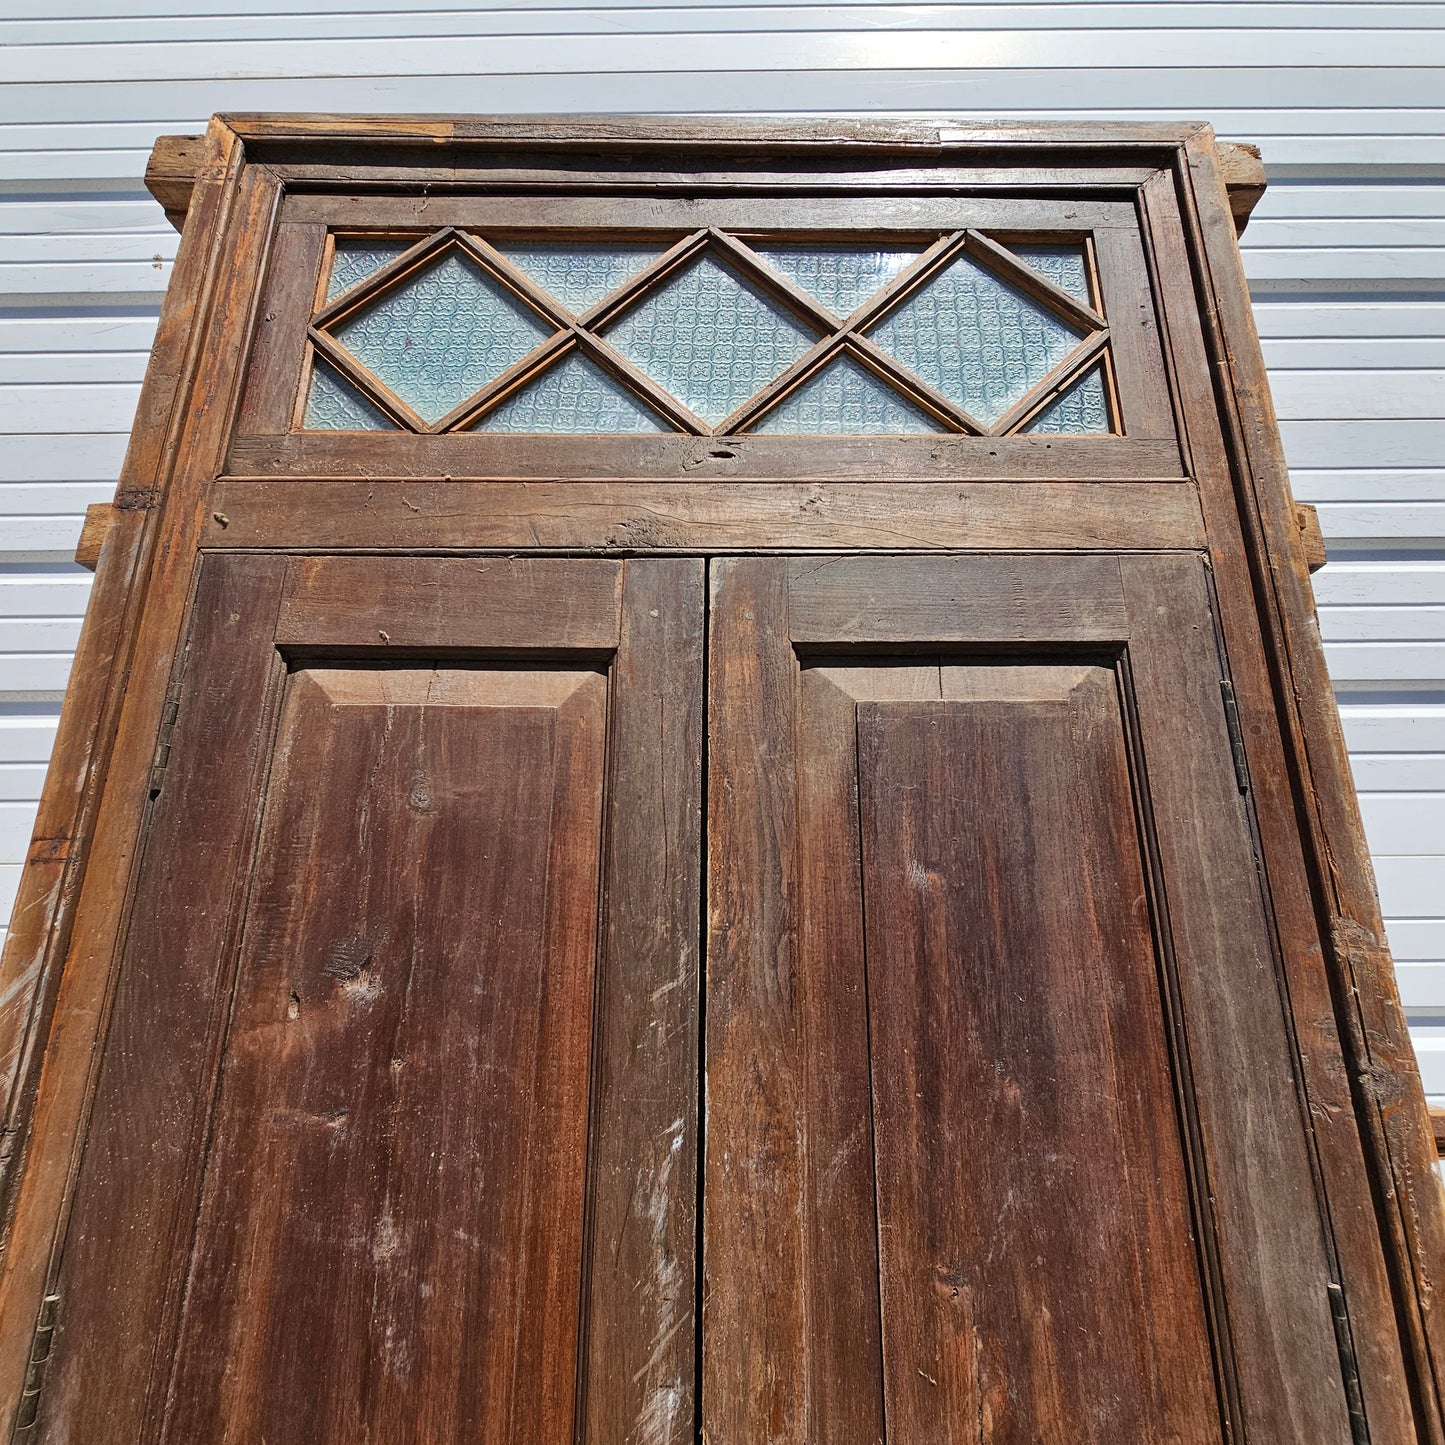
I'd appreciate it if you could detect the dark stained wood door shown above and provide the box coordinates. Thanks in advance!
[705,553,1357,1445]
[40,555,703,1445]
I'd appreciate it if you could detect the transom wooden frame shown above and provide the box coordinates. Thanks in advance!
[300,223,1111,437]
[235,189,1174,473]
[0,115,1440,1445]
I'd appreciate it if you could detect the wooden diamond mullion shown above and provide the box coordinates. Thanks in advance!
[964,230,1107,333]
[306,327,430,432]
[430,329,577,433]
[704,229,844,334]
[576,230,713,329]
[847,330,989,435]
[993,329,1113,437]
[568,327,712,435]
[309,227,457,330]
[451,231,581,334]
[710,331,852,436]
[725,337,970,436]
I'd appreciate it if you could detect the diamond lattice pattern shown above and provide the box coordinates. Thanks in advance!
[604,255,818,426]
[331,250,554,424]
[868,252,1085,427]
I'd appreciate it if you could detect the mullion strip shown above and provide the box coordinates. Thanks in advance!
[993,330,1112,436]
[726,339,967,436]
[310,227,455,330]
[848,331,988,434]
[576,230,713,328]
[306,328,427,431]
[1005,338,1120,437]
[965,230,1107,332]
[431,330,577,433]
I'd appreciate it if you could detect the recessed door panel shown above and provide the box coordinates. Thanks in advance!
[846,661,1214,1440]
[166,664,605,1439]
[705,555,1356,1445]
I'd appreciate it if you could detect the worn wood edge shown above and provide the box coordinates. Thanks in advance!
[146,114,1213,223]
[1179,128,1445,1437]
[0,115,263,1429]
[145,134,208,232]
[1429,1107,1445,1160]
[1217,142,1267,235]
[73,505,112,573]
[1297,503,1328,574]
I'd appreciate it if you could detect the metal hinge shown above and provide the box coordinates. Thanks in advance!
[1219,679,1250,794]
[148,670,187,798]
[1327,1282,1371,1445]
[11,1293,59,1436]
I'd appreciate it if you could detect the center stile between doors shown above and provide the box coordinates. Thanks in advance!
[0,117,1440,1445]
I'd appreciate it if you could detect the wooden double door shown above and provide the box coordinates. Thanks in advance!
[39,548,1358,1443]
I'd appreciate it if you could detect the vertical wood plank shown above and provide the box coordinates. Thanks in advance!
[1120,551,1353,1443]
[39,553,289,1443]
[583,558,704,1445]
[160,666,607,1443]
[704,557,806,1445]
[233,221,326,435]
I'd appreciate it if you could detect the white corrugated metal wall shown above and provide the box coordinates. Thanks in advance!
[2,3,1443,1090]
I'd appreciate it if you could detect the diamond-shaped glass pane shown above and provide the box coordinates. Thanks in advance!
[493,241,662,314]
[302,358,394,430]
[605,254,817,426]
[869,252,1084,427]
[1009,243,1092,307]
[330,250,554,424]
[474,350,671,433]
[326,239,414,302]
[751,243,924,318]
[1023,363,1111,434]
[751,354,944,434]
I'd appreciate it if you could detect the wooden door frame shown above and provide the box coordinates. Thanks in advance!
[0,116,1439,1441]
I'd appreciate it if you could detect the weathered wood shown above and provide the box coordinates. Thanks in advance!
[0,119,268,1430]
[145,133,207,230]
[32,553,701,1443]
[71,503,111,572]
[1217,141,1268,235]
[224,433,1187,481]
[704,552,1355,1442]
[40,553,291,1443]
[1298,501,1328,572]
[582,558,704,1445]
[204,479,1206,553]
[5,115,1437,1445]
[275,555,624,652]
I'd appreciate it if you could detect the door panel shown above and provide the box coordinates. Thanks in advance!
[166,663,605,1439]
[43,555,703,1445]
[705,554,1354,1445]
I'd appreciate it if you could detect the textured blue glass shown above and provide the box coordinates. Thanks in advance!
[1009,243,1092,307]
[751,354,943,434]
[604,254,817,425]
[326,240,413,302]
[869,252,1083,426]
[1023,363,1111,434]
[751,244,923,318]
[302,359,393,430]
[493,241,662,314]
[331,250,554,424]
[474,350,671,433]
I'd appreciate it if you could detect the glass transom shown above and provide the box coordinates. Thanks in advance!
[331,250,554,424]
[605,254,818,426]
[868,252,1084,427]
[751,244,923,319]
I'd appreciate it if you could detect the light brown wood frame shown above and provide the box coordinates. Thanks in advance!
[0,115,1440,1444]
